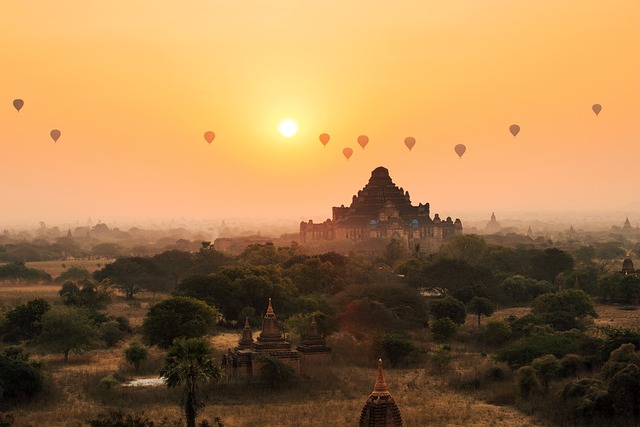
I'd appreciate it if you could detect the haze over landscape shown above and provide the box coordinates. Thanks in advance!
[1,1,638,227]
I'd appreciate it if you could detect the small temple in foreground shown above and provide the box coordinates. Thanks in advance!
[359,359,403,427]
[300,166,462,252]
[228,299,330,376]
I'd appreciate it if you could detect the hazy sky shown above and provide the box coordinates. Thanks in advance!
[1,1,638,225]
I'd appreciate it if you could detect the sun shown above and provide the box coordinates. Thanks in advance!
[278,118,299,138]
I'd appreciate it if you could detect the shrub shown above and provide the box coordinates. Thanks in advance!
[87,410,170,427]
[496,332,578,368]
[560,378,612,422]
[124,341,149,370]
[515,366,540,399]
[608,364,640,419]
[429,296,466,325]
[559,354,584,378]
[99,375,121,390]
[601,343,640,381]
[431,317,458,343]
[531,354,561,392]
[428,346,452,371]
[482,319,512,346]
[101,321,126,347]
[0,346,44,401]
[380,333,416,367]
[3,298,51,342]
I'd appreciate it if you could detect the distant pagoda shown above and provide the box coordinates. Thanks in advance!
[359,359,403,427]
[485,212,500,233]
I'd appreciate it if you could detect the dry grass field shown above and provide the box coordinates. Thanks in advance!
[4,283,640,426]
[25,259,114,280]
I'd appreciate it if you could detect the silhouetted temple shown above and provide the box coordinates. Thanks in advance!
[359,359,403,427]
[300,166,462,252]
[296,317,331,366]
[485,212,500,233]
[230,299,308,376]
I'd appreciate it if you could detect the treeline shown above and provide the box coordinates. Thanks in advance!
[2,234,640,425]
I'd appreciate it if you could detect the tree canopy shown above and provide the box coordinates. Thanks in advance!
[142,297,218,349]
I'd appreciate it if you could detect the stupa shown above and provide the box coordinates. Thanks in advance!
[359,359,403,427]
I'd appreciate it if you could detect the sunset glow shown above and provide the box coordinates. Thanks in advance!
[0,1,638,225]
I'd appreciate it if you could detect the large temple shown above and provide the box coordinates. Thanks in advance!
[300,166,462,252]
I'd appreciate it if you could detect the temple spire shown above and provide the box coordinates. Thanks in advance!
[266,298,274,316]
[372,359,390,397]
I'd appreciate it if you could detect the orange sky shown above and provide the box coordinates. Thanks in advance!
[1,1,638,226]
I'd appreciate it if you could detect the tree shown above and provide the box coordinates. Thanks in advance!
[100,320,126,347]
[124,341,148,370]
[152,250,194,288]
[54,267,92,283]
[335,283,428,335]
[93,257,162,299]
[90,243,122,258]
[619,275,640,305]
[531,289,598,319]
[59,280,111,309]
[0,262,51,282]
[191,247,227,275]
[500,275,555,304]
[431,317,458,343]
[429,296,466,325]
[438,234,488,266]
[174,274,237,314]
[142,297,218,349]
[422,259,494,295]
[37,307,100,361]
[466,297,495,328]
[3,298,50,342]
[159,337,223,427]
[383,239,406,266]
[381,333,416,367]
[0,346,44,401]
[530,248,574,282]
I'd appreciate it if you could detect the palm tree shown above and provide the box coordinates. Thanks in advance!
[159,337,223,427]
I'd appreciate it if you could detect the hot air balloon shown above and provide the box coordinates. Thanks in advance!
[204,131,215,144]
[509,124,520,138]
[454,144,466,158]
[592,104,602,116]
[357,135,369,149]
[404,137,416,151]
[50,129,61,143]
[319,133,330,146]
[13,99,24,112]
[343,147,353,160]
